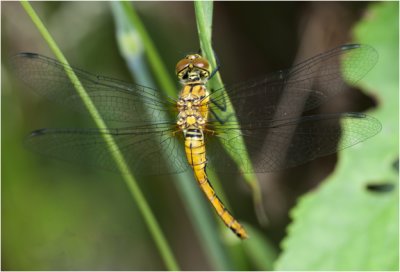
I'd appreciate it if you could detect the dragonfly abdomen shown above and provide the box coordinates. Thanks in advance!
[184,130,248,239]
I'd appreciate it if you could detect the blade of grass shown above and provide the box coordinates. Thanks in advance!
[194,0,269,227]
[19,1,179,270]
[111,1,233,270]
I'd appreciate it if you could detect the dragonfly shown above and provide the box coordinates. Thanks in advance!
[13,44,381,239]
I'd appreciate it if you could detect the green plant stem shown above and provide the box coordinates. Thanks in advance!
[20,1,179,270]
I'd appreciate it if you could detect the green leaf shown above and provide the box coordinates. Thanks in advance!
[275,2,399,270]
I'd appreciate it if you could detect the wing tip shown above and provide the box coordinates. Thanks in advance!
[17,52,40,59]
[341,44,361,51]
[344,112,382,137]
[344,112,366,119]
[340,43,378,58]
[29,128,48,137]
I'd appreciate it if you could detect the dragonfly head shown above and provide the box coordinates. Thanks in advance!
[176,54,210,84]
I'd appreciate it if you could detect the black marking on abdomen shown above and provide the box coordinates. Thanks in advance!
[186,129,203,139]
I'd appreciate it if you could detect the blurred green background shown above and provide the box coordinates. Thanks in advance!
[2,1,398,270]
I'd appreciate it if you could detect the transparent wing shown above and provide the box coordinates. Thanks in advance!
[25,123,190,175]
[205,113,381,173]
[207,44,378,123]
[15,46,380,176]
[204,44,379,172]
[12,52,177,125]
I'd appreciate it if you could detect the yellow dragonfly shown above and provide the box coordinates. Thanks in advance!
[13,44,381,239]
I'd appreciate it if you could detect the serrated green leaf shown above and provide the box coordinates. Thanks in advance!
[275,2,399,270]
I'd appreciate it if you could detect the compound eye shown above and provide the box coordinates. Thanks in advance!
[176,59,190,74]
[186,54,200,60]
[193,58,210,71]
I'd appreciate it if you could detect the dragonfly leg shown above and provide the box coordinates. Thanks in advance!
[171,129,181,137]
[208,49,221,80]
[203,128,217,136]
[209,107,235,125]
[210,97,227,112]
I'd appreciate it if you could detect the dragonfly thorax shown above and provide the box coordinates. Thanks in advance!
[177,84,210,131]
[177,97,206,130]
